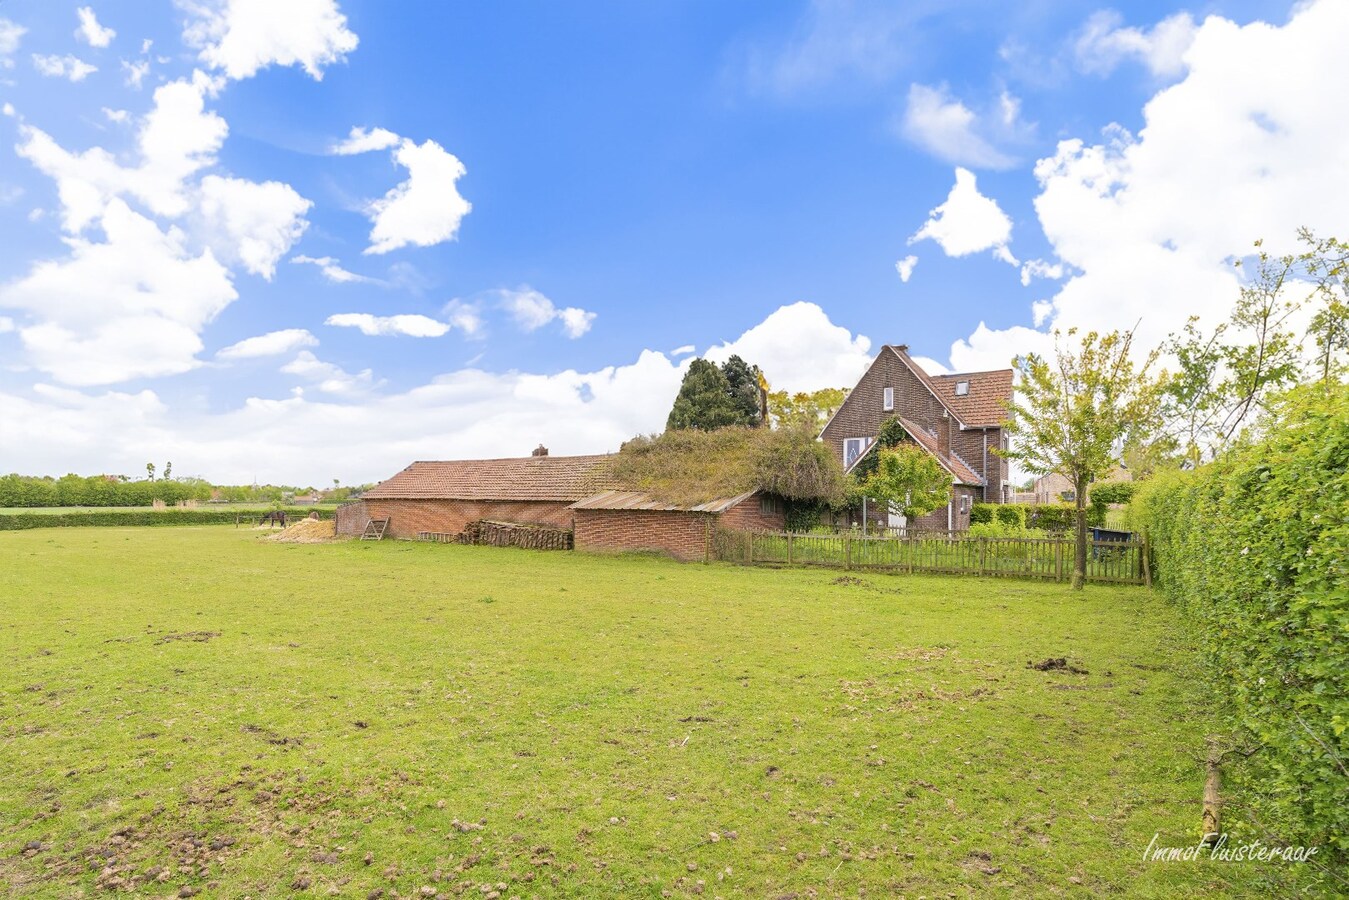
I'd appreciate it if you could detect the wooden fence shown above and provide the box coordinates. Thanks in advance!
[457,519,573,550]
[711,529,1148,586]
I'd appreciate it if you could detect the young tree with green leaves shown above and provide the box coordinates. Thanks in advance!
[856,445,952,524]
[767,387,848,430]
[1003,327,1164,590]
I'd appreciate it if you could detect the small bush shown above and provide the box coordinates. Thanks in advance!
[967,522,1048,540]
[970,503,995,524]
[993,505,1026,528]
[1089,481,1136,505]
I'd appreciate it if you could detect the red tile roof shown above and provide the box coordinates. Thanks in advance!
[569,489,758,513]
[364,455,617,502]
[847,416,983,486]
[928,369,1014,427]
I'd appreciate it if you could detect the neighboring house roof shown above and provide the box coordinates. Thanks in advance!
[364,454,616,502]
[569,489,759,514]
[928,369,1014,427]
[847,416,984,487]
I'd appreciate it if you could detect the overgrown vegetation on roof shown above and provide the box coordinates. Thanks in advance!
[609,425,845,508]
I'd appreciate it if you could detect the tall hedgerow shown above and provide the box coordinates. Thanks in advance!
[1132,383,1348,861]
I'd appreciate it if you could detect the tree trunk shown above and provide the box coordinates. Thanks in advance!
[1072,475,1088,590]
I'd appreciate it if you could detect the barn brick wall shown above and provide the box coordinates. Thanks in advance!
[720,494,787,531]
[573,508,713,561]
[334,500,370,536]
[357,498,575,540]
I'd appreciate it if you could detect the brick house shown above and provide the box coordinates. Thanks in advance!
[820,344,1014,531]
[570,489,786,561]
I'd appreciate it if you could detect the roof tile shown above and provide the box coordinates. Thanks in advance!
[364,454,617,502]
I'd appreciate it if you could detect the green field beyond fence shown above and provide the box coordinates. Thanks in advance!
[0,506,332,531]
[712,529,1147,585]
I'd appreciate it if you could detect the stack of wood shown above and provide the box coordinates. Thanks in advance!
[462,519,573,550]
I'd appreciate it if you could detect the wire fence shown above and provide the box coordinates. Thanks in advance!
[710,529,1148,585]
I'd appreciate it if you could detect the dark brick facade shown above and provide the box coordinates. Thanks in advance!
[573,494,787,561]
[821,345,1011,508]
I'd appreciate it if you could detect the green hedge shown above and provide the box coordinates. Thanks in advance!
[970,503,994,524]
[970,502,1103,531]
[1132,384,1348,860]
[0,508,329,531]
[1089,481,1136,505]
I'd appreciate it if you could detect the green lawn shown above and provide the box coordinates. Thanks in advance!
[0,527,1304,897]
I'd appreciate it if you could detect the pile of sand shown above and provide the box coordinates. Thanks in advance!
[267,518,338,543]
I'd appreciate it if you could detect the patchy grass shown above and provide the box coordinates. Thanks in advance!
[0,528,1312,897]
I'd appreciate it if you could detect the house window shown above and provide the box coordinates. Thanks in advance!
[844,437,870,468]
[882,387,894,411]
[759,494,783,516]
[955,380,970,396]
[960,495,970,514]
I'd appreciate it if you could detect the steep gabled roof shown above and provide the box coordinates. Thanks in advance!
[364,454,617,502]
[929,369,1014,427]
[846,416,984,487]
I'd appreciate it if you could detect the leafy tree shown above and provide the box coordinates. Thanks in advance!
[849,416,911,481]
[857,445,952,522]
[768,387,848,430]
[666,357,765,430]
[163,461,172,480]
[1161,230,1349,461]
[1003,327,1164,590]
[720,355,766,426]
[145,462,156,482]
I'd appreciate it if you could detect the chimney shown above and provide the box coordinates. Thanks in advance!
[937,412,951,457]
[531,444,549,457]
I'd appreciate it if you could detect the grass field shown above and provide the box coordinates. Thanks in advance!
[0,527,1308,897]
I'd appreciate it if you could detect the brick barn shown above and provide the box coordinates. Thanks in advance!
[339,453,787,558]
[337,453,615,540]
[570,489,787,561]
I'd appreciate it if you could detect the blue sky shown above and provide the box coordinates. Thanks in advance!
[1,0,1342,483]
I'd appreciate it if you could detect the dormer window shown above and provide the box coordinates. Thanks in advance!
[882,387,894,411]
[955,380,970,396]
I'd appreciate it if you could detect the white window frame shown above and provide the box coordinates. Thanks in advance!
[955,380,970,396]
[844,437,870,469]
[882,386,894,411]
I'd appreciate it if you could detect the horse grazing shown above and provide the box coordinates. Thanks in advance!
[259,510,288,528]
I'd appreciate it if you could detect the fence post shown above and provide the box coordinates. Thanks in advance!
[703,519,710,564]
[1055,541,1064,582]
[746,532,753,565]
[844,533,852,571]
[787,531,793,566]
[979,537,986,576]
[1141,537,1152,587]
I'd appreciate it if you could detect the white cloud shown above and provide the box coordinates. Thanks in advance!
[0,303,878,483]
[330,125,401,155]
[0,200,236,385]
[1,18,27,67]
[291,254,370,284]
[1019,258,1065,287]
[0,316,14,334]
[363,137,472,255]
[498,287,595,339]
[909,167,1017,265]
[910,355,950,376]
[900,83,1017,170]
[442,299,484,337]
[703,301,872,393]
[2,103,14,117]
[325,313,450,338]
[181,0,358,81]
[76,7,116,48]
[103,107,130,123]
[943,1,1349,376]
[895,255,918,282]
[33,54,98,82]
[121,58,151,88]
[198,175,312,278]
[1074,10,1197,78]
[281,350,376,395]
[217,328,317,359]
[671,344,696,356]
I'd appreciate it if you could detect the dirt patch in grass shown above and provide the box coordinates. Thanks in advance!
[1028,657,1089,674]
[155,631,221,645]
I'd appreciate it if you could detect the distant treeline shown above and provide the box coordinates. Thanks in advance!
[0,473,370,508]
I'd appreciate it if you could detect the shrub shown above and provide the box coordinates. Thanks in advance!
[0,508,327,531]
[967,522,1048,540]
[1132,384,1348,861]
[993,504,1027,528]
[970,503,994,525]
[1089,481,1136,505]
